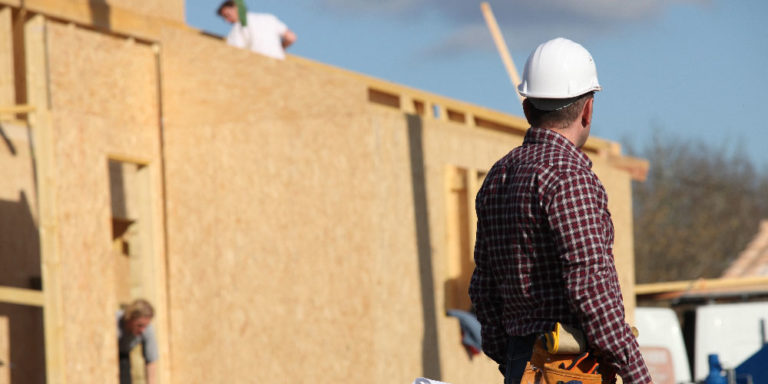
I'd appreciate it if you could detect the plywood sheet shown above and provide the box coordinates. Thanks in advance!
[43,20,162,383]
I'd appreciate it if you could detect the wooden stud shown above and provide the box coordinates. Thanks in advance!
[0,6,13,107]
[0,316,8,384]
[25,14,66,384]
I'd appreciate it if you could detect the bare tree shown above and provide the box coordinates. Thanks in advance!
[626,131,768,283]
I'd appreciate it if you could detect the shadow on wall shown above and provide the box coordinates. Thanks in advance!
[406,114,443,380]
[0,303,46,384]
[0,192,41,290]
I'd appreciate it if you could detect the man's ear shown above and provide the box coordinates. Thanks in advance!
[581,97,594,128]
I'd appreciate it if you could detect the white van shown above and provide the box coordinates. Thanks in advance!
[637,301,768,383]
[688,302,768,381]
[636,307,692,384]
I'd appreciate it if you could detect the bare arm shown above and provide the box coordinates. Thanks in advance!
[281,29,296,49]
[146,361,157,384]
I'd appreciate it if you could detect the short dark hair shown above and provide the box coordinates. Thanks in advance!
[523,92,594,130]
[217,0,236,16]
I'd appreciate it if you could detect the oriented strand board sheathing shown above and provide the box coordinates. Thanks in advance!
[42,20,165,383]
[160,28,381,383]
[0,6,644,383]
[157,24,641,383]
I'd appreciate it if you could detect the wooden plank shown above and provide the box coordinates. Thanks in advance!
[0,104,35,118]
[480,2,524,103]
[0,286,44,307]
[0,316,8,384]
[635,276,768,296]
[5,0,190,43]
[0,6,13,107]
[25,14,66,384]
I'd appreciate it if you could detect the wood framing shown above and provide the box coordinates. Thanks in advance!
[0,287,44,307]
[480,2,524,103]
[636,276,768,296]
[0,104,34,120]
[0,316,8,384]
[0,3,648,383]
[0,6,13,107]
[24,14,66,384]
[0,0,187,42]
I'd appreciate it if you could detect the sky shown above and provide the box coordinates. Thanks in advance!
[185,0,768,170]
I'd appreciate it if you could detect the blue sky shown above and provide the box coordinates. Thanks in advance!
[185,0,768,169]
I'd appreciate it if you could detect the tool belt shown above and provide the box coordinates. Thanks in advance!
[520,323,616,384]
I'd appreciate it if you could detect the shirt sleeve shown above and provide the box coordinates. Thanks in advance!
[469,192,508,365]
[545,172,651,384]
[142,323,159,363]
[226,25,247,48]
[270,15,288,36]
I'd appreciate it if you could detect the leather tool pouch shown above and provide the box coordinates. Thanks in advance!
[519,338,616,384]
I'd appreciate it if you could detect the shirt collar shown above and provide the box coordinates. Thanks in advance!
[523,127,592,169]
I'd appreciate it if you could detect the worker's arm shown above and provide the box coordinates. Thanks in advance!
[546,173,652,384]
[145,361,157,384]
[281,29,296,49]
[142,323,159,384]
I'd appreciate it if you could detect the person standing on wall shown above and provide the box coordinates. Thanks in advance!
[117,299,158,384]
[469,37,652,384]
[217,0,297,60]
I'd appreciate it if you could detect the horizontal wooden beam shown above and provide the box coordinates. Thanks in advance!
[0,286,45,307]
[0,0,190,43]
[0,104,35,114]
[636,276,768,296]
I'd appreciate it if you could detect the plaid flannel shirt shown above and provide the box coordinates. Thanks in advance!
[469,127,651,383]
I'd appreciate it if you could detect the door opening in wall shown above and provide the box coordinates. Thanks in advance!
[108,158,157,384]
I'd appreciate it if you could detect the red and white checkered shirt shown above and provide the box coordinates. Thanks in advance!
[469,127,651,383]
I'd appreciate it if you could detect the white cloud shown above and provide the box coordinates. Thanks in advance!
[316,0,698,54]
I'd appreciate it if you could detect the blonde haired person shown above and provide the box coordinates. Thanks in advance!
[117,299,157,384]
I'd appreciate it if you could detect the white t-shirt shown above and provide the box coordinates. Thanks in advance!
[226,12,289,60]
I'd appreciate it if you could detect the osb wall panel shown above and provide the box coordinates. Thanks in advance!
[591,159,637,324]
[18,0,185,25]
[159,26,640,384]
[160,28,388,383]
[44,21,161,383]
[102,0,184,23]
[363,109,638,383]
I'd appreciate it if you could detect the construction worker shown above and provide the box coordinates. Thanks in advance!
[469,38,652,383]
[217,0,297,60]
[117,299,158,384]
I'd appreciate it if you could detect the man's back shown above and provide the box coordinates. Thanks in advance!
[476,125,608,332]
[226,12,288,59]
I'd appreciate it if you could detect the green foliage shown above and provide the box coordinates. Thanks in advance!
[626,131,768,283]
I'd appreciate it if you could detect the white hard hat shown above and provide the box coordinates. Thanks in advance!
[517,37,601,101]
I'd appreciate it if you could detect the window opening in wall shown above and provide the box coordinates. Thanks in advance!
[446,109,466,124]
[367,88,401,109]
[412,99,425,116]
[444,166,486,312]
[432,104,441,119]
